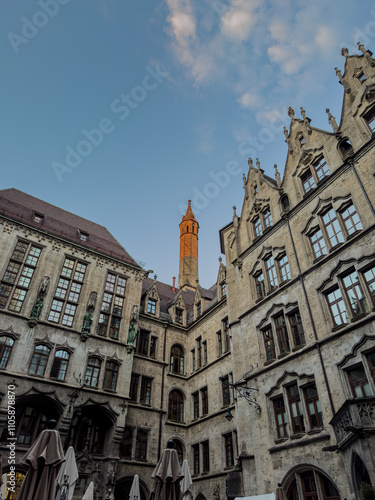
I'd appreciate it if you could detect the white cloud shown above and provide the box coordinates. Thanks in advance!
[195,121,215,153]
[167,0,196,46]
[238,92,259,109]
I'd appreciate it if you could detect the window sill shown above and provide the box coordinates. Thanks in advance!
[312,254,327,265]
[264,359,275,366]
[329,242,344,253]
[277,352,289,360]
[274,437,288,445]
[292,344,305,352]
[307,427,324,435]
[331,323,348,332]
[290,433,305,440]
[347,230,362,241]
[103,388,117,393]
[351,312,368,322]
[267,288,278,296]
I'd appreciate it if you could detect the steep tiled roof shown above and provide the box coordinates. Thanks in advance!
[0,188,141,268]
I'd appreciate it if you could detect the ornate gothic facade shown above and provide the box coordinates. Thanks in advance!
[1,45,375,500]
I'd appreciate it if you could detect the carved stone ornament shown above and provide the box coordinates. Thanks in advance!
[28,276,50,327]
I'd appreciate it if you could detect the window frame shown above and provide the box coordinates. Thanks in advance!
[28,344,50,377]
[0,336,15,368]
[84,357,102,388]
[103,361,119,391]
[96,272,126,339]
[223,433,234,468]
[50,349,70,381]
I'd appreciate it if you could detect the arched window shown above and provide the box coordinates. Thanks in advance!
[103,361,119,391]
[15,395,60,445]
[286,468,340,500]
[0,336,14,368]
[174,439,184,465]
[85,357,102,388]
[338,138,354,160]
[71,406,113,455]
[28,345,50,376]
[50,350,70,380]
[170,345,184,375]
[168,390,184,422]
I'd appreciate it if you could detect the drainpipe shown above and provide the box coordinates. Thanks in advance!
[157,322,169,459]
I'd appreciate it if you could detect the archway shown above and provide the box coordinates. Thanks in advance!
[353,452,372,500]
[115,477,148,500]
[284,465,340,500]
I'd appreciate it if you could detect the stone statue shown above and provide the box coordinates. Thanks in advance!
[81,311,93,334]
[105,487,115,500]
[30,296,44,320]
[127,321,137,345]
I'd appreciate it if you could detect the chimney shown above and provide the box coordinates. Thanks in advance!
[172,277,176,293]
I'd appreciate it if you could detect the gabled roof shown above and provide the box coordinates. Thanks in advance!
[0,188,141,267]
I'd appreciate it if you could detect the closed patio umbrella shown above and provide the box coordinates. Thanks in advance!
[180,460,192,500]
[149,440,184,500]
[130,474,141,500]
[16,420,65,500]
[82,482,94,500]
[55,446,79,500]
[0,473,7,500]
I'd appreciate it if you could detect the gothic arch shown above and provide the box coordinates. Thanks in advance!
[115,475,149,500]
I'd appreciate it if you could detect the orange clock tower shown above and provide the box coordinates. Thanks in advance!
[178,200,199,290]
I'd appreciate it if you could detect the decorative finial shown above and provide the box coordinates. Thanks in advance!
[233,205,237,217]
[218,256,222,263]
[243,173,247,187]
[357,41,375,66]
[153,274,157,281]
[256,158,260,170]
[274,164,281,187]
[341,48,349,57]
[335,67,351,94]
[288,106,295,119]
[283,126,289,140]
[300,107,312,135]
[248,158,253,168]
[300,107,306,120]
[326,108,339,133]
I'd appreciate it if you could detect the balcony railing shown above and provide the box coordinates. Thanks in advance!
[330,396,375,449]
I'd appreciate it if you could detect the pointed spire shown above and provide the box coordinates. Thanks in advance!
[248,158,255,170]
[274,164,281,187]
[288,106,295,120]
[153,274,157,281]
[243,173,247,187]
[283,126,289,141]
[233,205,238,228]
[326,108,339,133]
[182,199,196,221]
[218,256,222,263]
[284,126,293,155]
[256,158,260,170]
[335,67,351,94]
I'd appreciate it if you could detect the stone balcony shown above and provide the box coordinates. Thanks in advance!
[330,397,375,450]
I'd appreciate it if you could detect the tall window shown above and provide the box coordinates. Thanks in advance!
[289,311,305,347]
[263,208,273,228]
[85,357,102,388]
[326,288,348,326]
[29,345,50,376]
[313,157,329,181]
[255,272,266,300]
[201,387,208,415]
[150,336,157,359]
[341,203,363,235]
[0,336,14,368]
[203,341,207,366]
[223,318,230,352]
[342,271,367,317]
[191,349,196,372]
[301,169,316,193]
[50,350,70,380]
[202,441,210,473]
[322,208,344,247]
[193,444,199,475]
[347,365,371,397]
[253,217,262,237]
[103,361,119,391]
[363,266,375,304]
[221,376,230,406]
[97,273,126,339]
[137,330,149,356]
[217,332,223,356]
[48,258,87,327]
[120,426,133,458]
[266,256,278,290]
[175,307,183,324]
[287,384,305,433]
[170,345,184,374]
[224,433,234,467]
[304,385,323,428]
[193,392,199,419]
[310,229,327,259]
[273,396,288,438]
[275,314,290,354]
[0,241,42,312]
[196,301,201,317]
[135,429,148,460]
[197,338,202,369]
[129,374,139,402]
[278,254,291,282]
[168,390,184,422]
[140,376,152,404]
[221,282,227,297]
[147,298,156,314]
[263,327,276,361]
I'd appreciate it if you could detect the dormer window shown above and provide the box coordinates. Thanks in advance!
[33,212,44,224]
[147,299,156,315]
[78,230,89,242]
[221,281,226,297]
[196,301,201,317]
[175,307,183,324]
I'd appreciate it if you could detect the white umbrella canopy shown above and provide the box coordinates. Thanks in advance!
[180,461,193,500]
[82,482,94,500]
[129,474,141,500]
[55,446,79,500]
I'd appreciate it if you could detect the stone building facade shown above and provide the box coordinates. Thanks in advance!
[0,45,375,500]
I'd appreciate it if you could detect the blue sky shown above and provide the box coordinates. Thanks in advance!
[1,0,374,288]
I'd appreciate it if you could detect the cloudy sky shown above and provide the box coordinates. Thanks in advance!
[1,0,374,287]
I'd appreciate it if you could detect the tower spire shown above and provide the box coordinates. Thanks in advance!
[178,200,199,291]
